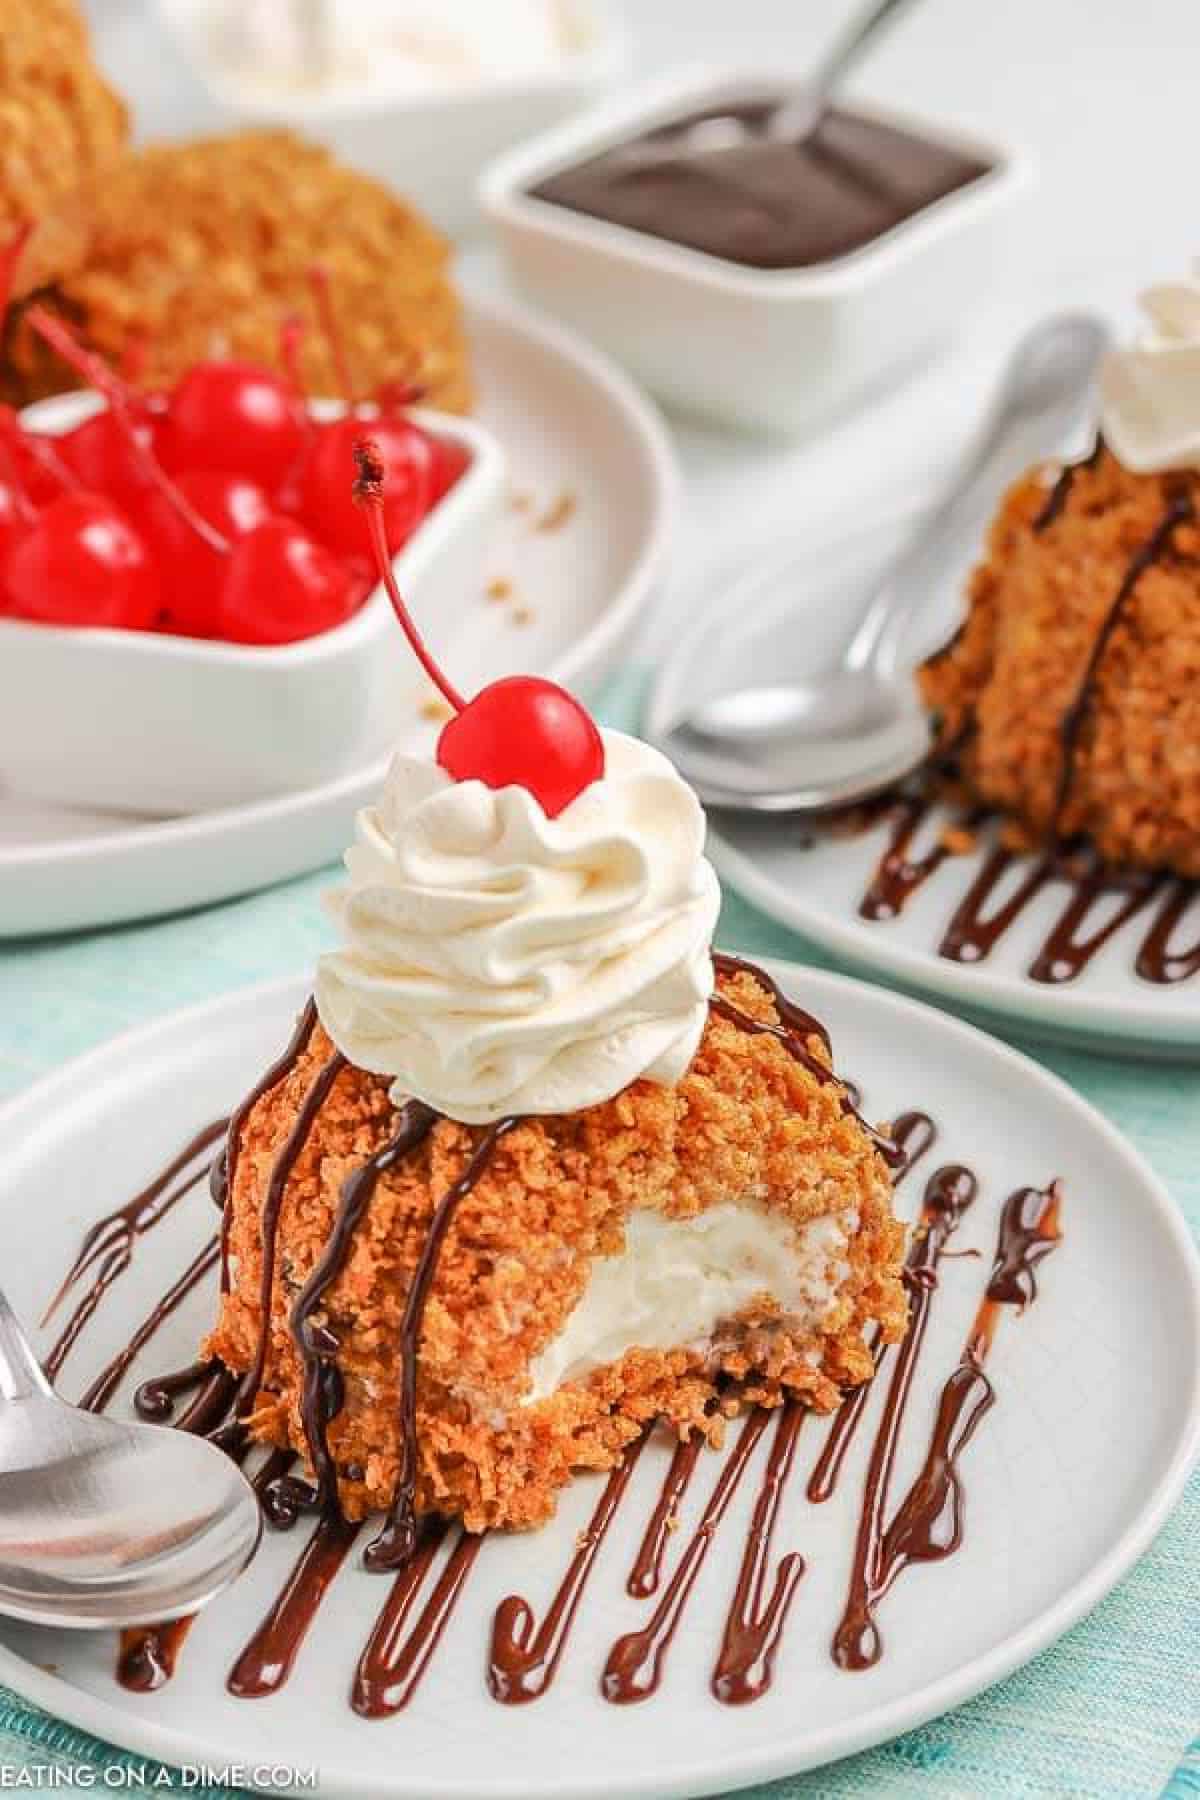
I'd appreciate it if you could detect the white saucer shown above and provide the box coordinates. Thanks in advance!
[0,960,1195,1797]
[647,501,1200,1059]
[0,293,678,938]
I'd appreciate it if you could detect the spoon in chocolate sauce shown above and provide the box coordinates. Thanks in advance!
[622,0,918,165]
[651,312,1111,813]
[0,1286,260,1628]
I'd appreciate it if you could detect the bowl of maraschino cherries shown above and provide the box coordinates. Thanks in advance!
[0,238,504,816]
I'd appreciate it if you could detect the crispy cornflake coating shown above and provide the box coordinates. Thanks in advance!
[4,128,470,411]
[0,0,128,303]
[920,449,1200,876]
[208,970,907,1534]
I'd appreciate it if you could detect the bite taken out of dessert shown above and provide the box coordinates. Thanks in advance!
[205,439,909,1556]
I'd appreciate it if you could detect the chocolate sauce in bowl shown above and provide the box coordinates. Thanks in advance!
[530,101,991,271]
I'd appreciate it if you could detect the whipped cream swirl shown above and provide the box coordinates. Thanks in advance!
[1101,272,1200,472]
[316,731,721,1124]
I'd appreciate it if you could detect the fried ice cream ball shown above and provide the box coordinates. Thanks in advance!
[919,448,1200,876]
[4,129,471,412]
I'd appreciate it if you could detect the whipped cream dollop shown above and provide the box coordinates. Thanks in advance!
[1100,272,1200,472]
[316,731,721,1124]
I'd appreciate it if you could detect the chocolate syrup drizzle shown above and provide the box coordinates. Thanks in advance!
[712,952,903,1170]
[291,1102,438,1508]
[834,479,1200,985]
[489,1435,648,1703]
[40,956,1063,1720]
[364,1115,519,1572]
[43,1118,226,1381]
[832,1177,1062,1670]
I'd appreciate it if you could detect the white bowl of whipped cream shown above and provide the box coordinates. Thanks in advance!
[154,0,628,239]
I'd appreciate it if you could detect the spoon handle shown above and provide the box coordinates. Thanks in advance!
[0,1287,52,1403]
[806,0,920,103]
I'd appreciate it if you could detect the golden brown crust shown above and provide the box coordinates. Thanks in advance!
[0,0,128,309]
[919,449,1200,875]
[4,129,471,412]
[208,970,906,1533]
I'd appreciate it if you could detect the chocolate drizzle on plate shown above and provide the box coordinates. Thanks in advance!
[710,1401,807,1704]
[489,1435,647,1703]
[42,1117,226,1382]
[833,1175,1062,1670]
[626,1430,706,1598]
[603,1407,772,1704]
[36,957,1062,1719]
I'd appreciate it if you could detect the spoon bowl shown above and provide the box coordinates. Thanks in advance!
[0,1290,260,1630]
[651,311,1112,814]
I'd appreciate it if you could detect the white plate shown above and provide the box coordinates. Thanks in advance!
[0,960,1195,1798]
[646,501,1200,1058]
[0,292,678,937]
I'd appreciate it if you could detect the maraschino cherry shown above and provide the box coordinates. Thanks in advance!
[353,438,604,817]
[5,491,160,630]
[134,469,272,637]
[159,359,306,491]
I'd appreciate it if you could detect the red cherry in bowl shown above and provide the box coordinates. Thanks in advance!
[438,677,603,818]
[58,408,160,506]
[216,517,365,646]
[133,470,272,638]
[299,415,433,561]
[160,361,306,492]
[5,493,161,630]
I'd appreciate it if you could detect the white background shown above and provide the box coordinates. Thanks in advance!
[84,0,1200,657]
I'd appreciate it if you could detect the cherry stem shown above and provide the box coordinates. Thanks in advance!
[0,223,33,332]
[352,437,465,713]
[118,332,150,388]
[27,307,230,554]
[308,265,355,410]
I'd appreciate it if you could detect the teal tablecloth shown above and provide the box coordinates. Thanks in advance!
[0,674,1197,1798]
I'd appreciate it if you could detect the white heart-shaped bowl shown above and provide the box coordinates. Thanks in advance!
[0,394,506,816]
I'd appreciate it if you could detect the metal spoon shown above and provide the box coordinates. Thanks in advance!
[650,312,1112,814]
[628,0,921,166]
[0,1285,260,1629]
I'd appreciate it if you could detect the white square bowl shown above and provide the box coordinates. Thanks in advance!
[152,0,628,240]
[482,65,1033,437]
[0,395,505,816]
